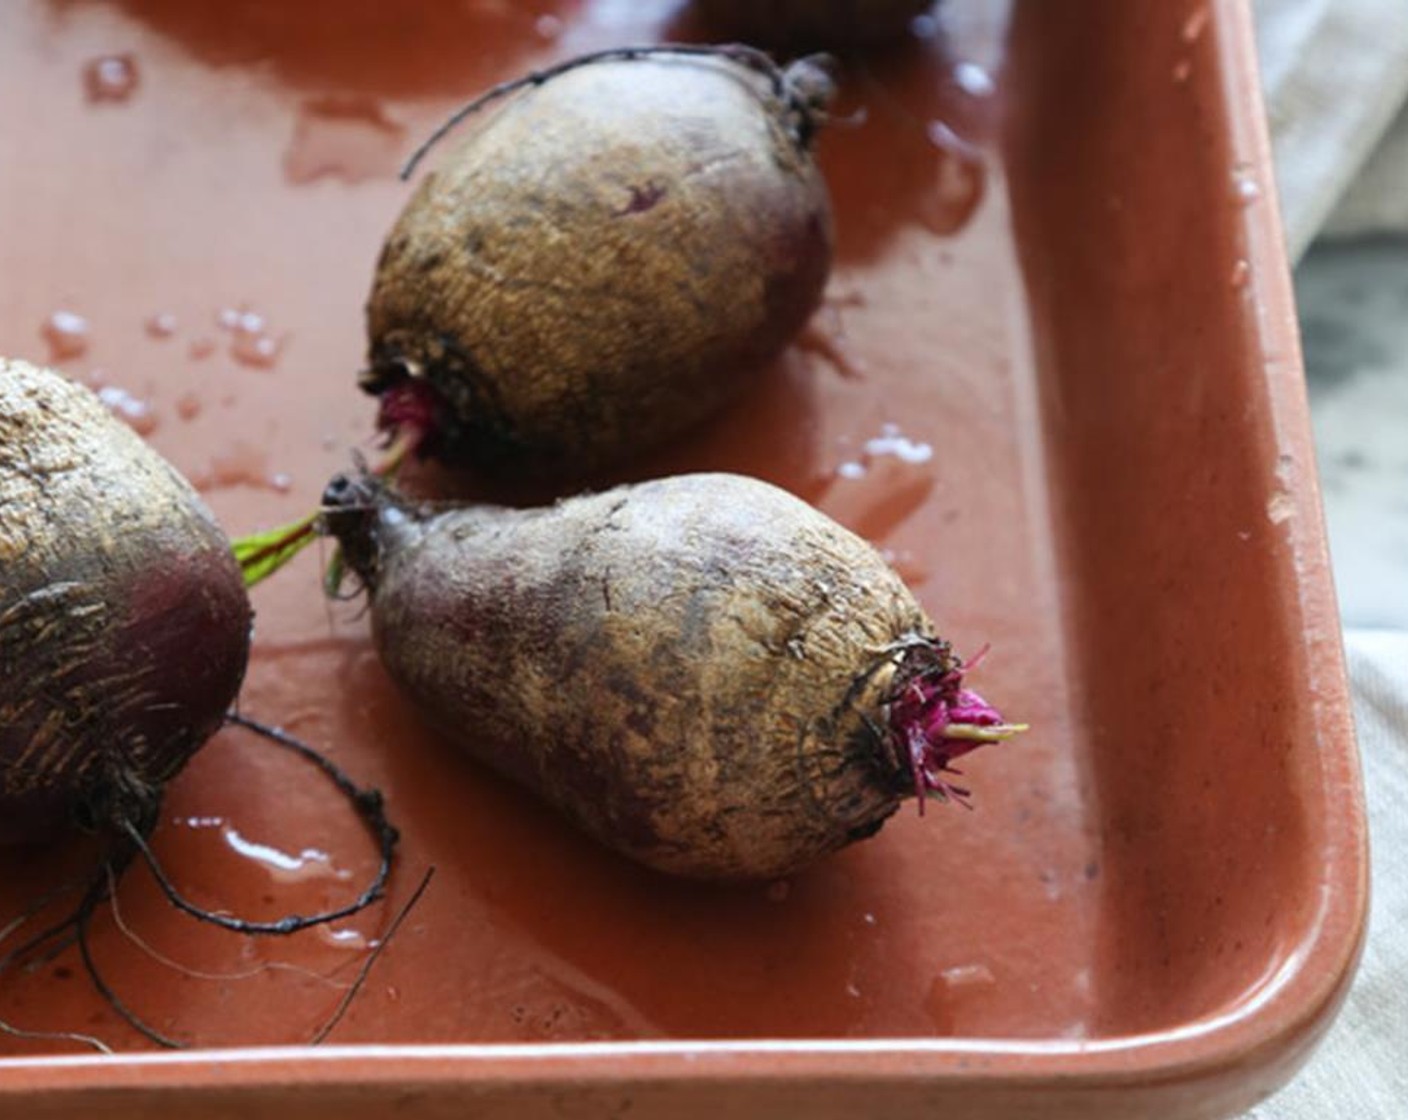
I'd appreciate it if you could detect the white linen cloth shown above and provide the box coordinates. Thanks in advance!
[1255,0,1408,258]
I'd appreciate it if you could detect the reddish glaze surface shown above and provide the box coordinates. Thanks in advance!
[0,1,1366,1117]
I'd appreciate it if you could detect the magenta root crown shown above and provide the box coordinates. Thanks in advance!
[376,377,441,448]
[886,642,1026,813]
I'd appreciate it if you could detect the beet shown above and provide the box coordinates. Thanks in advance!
[364,46,835,478]
[0,360,251,846]
[323,471,1021,880]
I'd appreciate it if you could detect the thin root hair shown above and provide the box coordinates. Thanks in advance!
[0,874,115,1053]
[75,873,185,1049]
[309,865,435,1045]
[104,863,349,989]
[0,715,402,1054]
[0,1015,112,1055]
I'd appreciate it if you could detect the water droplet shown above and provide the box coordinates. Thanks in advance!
[1172,59,1192,83]
[175,814,224,829]
[83,54,138,103]
[222,826,352,885]
[821,424,937,548]
[231,331,283,368]
[922,122,985,236]
[176,393,202,421]
[318,926,374,951]
[1266,491,1294,525]
[1230,259,1250,288]
[190,443,292,492]
[42,310,90,361]
[865,424,933,464]
[766,880,790,902]
[1231,167,1261,205]
[941,963,996,989]
[862,912,877,926]
[925,962,997,1030]
[845,982,862,998]
[269,471,293,493]
[1181,7,1210,43]
[96,385,157,435]
[952,62,995,98]
[145,311,177,338]
[284,96,406,185]
[386,985,401,1002]
[535,13,563,39]
[188,337,216,361]
[217,305,283,366]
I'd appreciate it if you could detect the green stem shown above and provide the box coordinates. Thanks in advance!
[233,432,413,589]
[232,512,320,588]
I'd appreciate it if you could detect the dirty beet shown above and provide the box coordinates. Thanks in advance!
[1,361,399,1052]
[365,45,835,478]
[324,471,1022,880]
[0,359,250,845]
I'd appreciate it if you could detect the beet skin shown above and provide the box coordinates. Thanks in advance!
[324,471,1018,880]
[0,360,251,845]
[365,50,834,477]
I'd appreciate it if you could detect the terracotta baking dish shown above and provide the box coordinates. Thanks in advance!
[0,0,1368,1116]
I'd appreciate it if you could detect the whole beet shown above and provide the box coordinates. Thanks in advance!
[324,472,1018,880]
[365,50,834,477]
[0,360,251,845]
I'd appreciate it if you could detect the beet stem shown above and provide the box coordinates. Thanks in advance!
[233,512,319,588]
[235,429,418,591]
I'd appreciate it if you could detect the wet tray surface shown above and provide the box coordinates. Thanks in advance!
[0,1,1367,1117]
